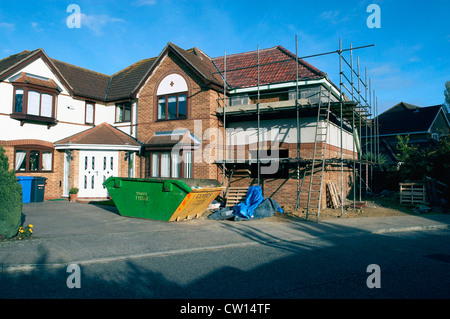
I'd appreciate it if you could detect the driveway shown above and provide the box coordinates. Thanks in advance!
[1,200,449,270]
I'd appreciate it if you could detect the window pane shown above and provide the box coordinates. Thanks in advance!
[167,96,177,119]
[15,150,27,171]
[86,103,94,123]
[158,98,166,120]
[184,152,192,178]
[171,152,180,178]
[178,95,186,118]
[116,105,123,122]
[14,89,23,113]
[42,151,53,171]
[160,152,170,177]
[29,150,40,171]
[151,153,159,177]
[28,91,40,116]
[123,103,131,122]
[41,94,53,117]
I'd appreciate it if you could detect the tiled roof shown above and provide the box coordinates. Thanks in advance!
[169,43,223,87]
[54,122,141,146]
[105,57,157,101]
[377,103,444,135]
[0,49,39,76]
[51,59,111,101]
[13,72,59,90]
[1,43,328,101]
[211,46,326,89]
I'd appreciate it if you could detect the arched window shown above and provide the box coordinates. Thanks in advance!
[156,74,188,120]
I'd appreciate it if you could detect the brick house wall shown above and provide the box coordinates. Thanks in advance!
[137,51,222,181]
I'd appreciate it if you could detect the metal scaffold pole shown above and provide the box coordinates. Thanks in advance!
[357,56,362,202]
[223,51,227,186]
[257,45,261,187]
[295,35,301,211]
[365,67,369,196]
[339,38,344,217]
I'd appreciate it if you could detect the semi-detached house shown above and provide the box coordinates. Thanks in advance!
[0,42,357,208]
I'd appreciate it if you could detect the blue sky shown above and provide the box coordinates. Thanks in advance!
[1,0,449,114]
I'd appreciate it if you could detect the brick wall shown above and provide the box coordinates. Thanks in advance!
[228,163,353,210]
[0,141,64,200]
[137,51,221,180]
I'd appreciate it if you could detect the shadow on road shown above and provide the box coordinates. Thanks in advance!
[1,222,449,300]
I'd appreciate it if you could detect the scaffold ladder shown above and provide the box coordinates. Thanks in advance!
[306,88,331,222]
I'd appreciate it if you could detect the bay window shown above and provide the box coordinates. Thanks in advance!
[11,84,58,125]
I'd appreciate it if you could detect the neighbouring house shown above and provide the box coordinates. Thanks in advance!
[0,42,358,208]
[362,102,450,167]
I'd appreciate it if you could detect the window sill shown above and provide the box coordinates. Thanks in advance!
[16,171,54,174]
[155,117,188,122]
[11,112,57,127]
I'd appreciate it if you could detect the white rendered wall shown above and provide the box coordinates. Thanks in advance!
[227,117,355,152]
[0,57,111,143]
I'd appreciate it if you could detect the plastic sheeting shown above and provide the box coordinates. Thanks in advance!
[208,185,284,221]
[233,185,265,219]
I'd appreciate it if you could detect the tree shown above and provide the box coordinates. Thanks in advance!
[0,146,22,239]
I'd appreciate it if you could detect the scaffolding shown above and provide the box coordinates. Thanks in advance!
[214,37,380,222]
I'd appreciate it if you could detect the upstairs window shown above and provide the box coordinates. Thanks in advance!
[156,73,188,121]
[10,73,59,126]
[116,102,131,123]
[158,93,187,120]
[85,102,95,124]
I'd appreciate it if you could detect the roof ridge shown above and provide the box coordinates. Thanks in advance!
[211,46,279,60]
[110,56,157,77]
[276,45,327,77]
[0,49,37,64]
[104,123,130,144]
[51,58,111,78]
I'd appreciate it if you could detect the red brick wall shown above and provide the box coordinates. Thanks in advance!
[0,141,64,200]
[228,163,353,210]
[137,51,222,180]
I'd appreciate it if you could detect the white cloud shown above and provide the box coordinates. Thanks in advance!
[31,22,43,32]
[369,63,400,77]
[132,0,157,6]
[319,10,340,21]
[0,22,15,30]
[80,13,125,35]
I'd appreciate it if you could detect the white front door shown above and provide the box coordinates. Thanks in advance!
[63,151,71,197]
[78,150,118,198]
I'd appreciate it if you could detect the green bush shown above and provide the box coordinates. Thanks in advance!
[0,146,22,239]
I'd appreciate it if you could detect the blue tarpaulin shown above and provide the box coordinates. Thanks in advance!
[233,185,265,219]
[207,185,284,221]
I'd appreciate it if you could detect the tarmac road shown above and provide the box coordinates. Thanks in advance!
[1,201,449,303]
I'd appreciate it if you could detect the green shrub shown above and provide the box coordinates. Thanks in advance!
[0,146,22,239]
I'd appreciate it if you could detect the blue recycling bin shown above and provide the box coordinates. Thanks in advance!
[17,176,34,203]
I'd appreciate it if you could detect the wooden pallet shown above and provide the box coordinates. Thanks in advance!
[225,187,249,207]
[399,183,426,205]
[326,181,341,209]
